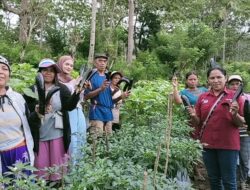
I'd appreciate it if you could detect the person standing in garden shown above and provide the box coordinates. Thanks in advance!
[84,53,113,138]
[227,74,250,190]
[57,55,87,166]
[172,71,208,181]
[172,71,207,106]
[109,71,129,131]
[0,55,34,177]
[24,58,81,185]
[188,67,245,190]
[84,54,129,138]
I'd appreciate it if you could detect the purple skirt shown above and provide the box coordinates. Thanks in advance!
[0,145,31,176]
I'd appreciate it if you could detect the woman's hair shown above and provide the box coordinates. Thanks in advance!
[185,71,198,88]
[185,71,198,80]
[207,67,226,78]
[39,67,59,85]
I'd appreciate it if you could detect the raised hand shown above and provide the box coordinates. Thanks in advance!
[230,101,239,116]
[172,76,178,88]
[100,79,110,91]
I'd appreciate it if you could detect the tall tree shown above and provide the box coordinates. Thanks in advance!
[0,0,28,44]
[88,0,97,64]
[0,0,51,62]
[127,0,134,64]
[52,0,90,57]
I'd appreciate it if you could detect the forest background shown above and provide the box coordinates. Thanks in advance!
[0,0,250,88]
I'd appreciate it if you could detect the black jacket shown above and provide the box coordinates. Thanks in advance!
[24,83,80,153]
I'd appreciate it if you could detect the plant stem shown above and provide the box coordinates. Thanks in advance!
[142,170,148,190]
[153,144,162,189]
[105,127,109,156]
[164,93,173,175]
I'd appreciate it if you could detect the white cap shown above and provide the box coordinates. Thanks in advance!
[228,75,242,83]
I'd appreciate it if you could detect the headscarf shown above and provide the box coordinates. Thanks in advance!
[0,55,11,72]
[57,55,74,83]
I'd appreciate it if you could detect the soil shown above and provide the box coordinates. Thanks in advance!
[192,164,245,189]
[192,164,210,190]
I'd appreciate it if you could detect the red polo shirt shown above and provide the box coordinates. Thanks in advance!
[195,88,244,150]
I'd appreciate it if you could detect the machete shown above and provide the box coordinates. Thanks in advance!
[231,83,243,103]
[181,95,191,108]
[117,77,133,91]
[35,73,46,115]
[244,99,250,132]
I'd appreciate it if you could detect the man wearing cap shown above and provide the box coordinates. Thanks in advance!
[85,55,130,138]
[228,75,250,189]
[84,53,113,138]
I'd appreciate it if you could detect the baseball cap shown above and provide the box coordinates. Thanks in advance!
[94,53,108,60]
[228,75,242,83]
[38,58,61,73]
[0,55,10,72]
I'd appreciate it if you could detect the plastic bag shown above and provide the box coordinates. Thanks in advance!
[176,168,192,190]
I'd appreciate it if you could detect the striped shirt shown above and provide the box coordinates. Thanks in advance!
[0,96,24,151]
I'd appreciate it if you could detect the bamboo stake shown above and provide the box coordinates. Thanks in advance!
[153,144,162,189]
[164,93,173,175]
[105,126,110,156]
[142,170,148,190]
[91,126,97,162]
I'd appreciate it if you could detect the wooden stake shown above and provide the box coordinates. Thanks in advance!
[142,170,148,190]
[164,93,173,175]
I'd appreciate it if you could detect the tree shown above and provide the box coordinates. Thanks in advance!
[0,0,52,62]
[88,0,97,64]
[51,0,90,57]
[127,0,134,64]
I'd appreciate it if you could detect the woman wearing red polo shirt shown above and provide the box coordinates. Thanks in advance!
[188,67,244,190]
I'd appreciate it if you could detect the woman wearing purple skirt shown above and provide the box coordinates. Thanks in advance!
[0,55,34,177]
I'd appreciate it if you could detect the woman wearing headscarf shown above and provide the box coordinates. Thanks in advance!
[57,55,87,165]
[24,58,81,184]
[0,55,34,177]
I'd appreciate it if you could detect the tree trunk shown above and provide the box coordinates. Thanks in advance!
[88,0,97,64]
[127,0,134,64]
[19,0,29,44]
[222,12,228,66]
[110,0,117,29]
[1,0,33,62]
[99,0,105,31]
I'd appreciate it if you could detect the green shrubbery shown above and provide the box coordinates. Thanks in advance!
[8,63,37,94]
[2,74,202,189]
